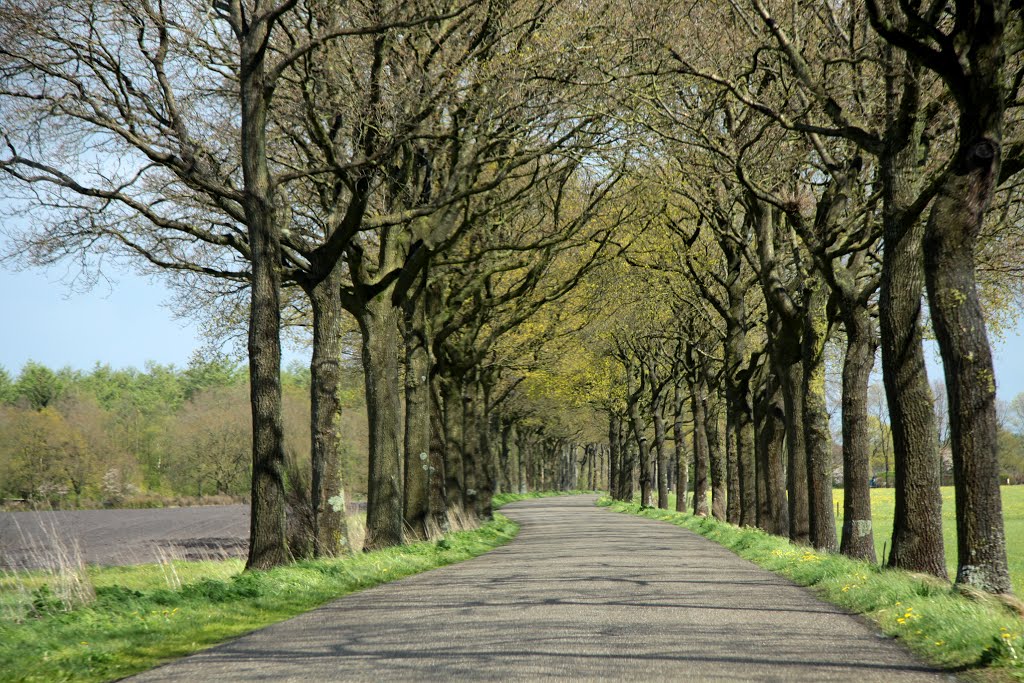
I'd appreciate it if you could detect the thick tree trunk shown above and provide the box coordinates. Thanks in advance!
[880,132,947,577]
[358,292,404,551]
[402,293,431,540]
[925,137,1010,593]
[802,276,837,552]
[690,376,710,516]
[240,27,288,570]
[673,381,689,513]
[306,271,349,556]
[839,305,877,562]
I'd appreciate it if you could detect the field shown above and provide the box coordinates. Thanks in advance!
[833,485,1024,595]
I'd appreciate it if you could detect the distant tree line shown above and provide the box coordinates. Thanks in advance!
[0,357,369,508]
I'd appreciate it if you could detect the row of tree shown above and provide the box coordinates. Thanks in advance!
[1,0,1022,596]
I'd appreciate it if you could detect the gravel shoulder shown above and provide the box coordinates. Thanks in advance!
[128,495,950,682]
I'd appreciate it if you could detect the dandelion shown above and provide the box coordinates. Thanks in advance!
[935,641,944,647]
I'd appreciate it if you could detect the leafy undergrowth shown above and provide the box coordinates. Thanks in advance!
[599,498,1024,682]
[0,515,517,682]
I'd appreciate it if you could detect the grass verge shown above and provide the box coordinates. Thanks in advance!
[0,515,517,682]
[598,497,1024,682]
[492,489,598,509]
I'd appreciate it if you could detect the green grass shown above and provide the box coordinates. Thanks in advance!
[0,515,518,682]
[601,497,1024,681]
[833,486,1024,596]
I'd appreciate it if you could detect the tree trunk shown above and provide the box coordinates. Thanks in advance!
[428,382,448,532]
[725,409,740,524]
[358,292,404,551]
[608,411,621,499]
[500,421,513,494]
[673,381,689,513]
[925,138,1010,592]
[757,374,788,536]
[306,270,349,556]
[441,375,465,512]
[839,304,877,562]
[706,388,726,521]
[240,25,288,570]
[802,275,837,552]
[517,426,529,494]
[690,376,710,517]
[880,120,947,577]
[627,371,652,506]
[775,359,807,544]
[461,378,479,517]
[402,291,431,540]
[649,364,669,509]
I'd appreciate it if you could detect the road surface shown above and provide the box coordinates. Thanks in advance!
[130,495,948,681]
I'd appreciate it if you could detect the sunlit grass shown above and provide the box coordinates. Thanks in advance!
[0,515,518,682]
[833,486,1024,595]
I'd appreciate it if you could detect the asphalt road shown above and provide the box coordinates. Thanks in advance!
[131,495,949,682]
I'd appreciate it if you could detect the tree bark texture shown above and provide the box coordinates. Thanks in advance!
[925,140,1010,592]
[358,292,405,551]
[240,15,288,570]
[402,293,431,540]
[706,390,727,521]
[674,381,689,513]
[879,111,947,577]
[307,269,349,556]
[839,304,877,562]
[802,274,837,552]
[690,376,710,517]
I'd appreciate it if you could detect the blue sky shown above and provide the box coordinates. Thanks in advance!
[2,263,1024,403]
[0,266,309,374]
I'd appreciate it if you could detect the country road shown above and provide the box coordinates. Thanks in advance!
[129,495,949,682]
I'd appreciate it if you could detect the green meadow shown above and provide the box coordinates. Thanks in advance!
[833,486,1024,595]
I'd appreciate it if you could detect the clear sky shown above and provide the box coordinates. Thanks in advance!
[2,262,1024,403]
[0,266,309,374]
